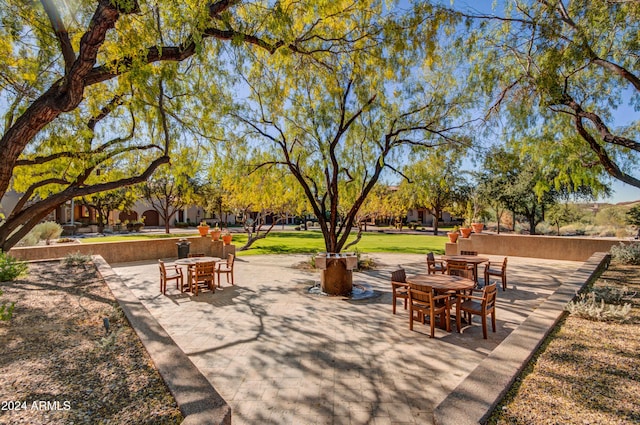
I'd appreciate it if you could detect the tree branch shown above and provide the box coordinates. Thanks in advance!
[40,0,75,72]
[1,155,170,251]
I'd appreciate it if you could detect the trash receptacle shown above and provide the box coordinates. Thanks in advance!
[176,239,191,259]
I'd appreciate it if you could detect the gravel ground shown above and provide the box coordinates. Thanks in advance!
[0,260,182,425]
[489,261,640,425]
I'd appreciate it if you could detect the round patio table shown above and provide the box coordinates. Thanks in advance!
[408,274,475,293]
[174,257,221,292]
[407,274,475,331]
[174,256,221,265]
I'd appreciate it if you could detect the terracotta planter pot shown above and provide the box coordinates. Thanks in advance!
[459,227,472,238]
[210,230,221,241]
[222,234,232,245]
[197,225,210,237]
[447,232,459,243]
[471,223,484,233]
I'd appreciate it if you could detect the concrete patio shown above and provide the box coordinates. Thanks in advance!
[111,253,584,425]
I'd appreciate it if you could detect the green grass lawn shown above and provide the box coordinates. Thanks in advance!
[81,230,447,256]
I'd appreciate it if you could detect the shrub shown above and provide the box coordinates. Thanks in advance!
[597,227,616,237]
[592,285,636,305]
[560,223,586,235]
[536,222,554,235]
[0,290,14,321]
[565,292,632,323]
[357,256,376,270]
[610,242,640,265]
[0,252,28,282]
[16,221,63,246]
[616,228,632,238]
[354,249,376,270]
[34,221,63,245]
[16,231,40,247]
[63,252,92,267]
[594,205,628,227]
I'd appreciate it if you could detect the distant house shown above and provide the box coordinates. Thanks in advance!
[0,190,237,232]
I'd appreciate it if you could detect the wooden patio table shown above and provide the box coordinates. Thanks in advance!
[174,257,222,291]
[407,274,475,330]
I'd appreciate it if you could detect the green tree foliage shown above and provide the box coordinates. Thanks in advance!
[223,150,309,250]
[0,0,390,251]
[594,205,628,228]
[80,188,137,233]
[401,149,467,235]
[546,203,584,236]
[475,162,510,233]
[0,251,27,320]
[355,184,413,231]
[466,0,640,191]
[0,251,27,282]
[233,4,473,253]
[626,204,640,239]
[141,146,202,234]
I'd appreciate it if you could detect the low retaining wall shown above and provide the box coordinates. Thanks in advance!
[433,252,611,425]
[9,236,235,263]
[95,256,231,424]
[458,233,630,261]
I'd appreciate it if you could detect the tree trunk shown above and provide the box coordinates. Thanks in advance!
[164,215,171,234]
[432,211,439,235]
[240,219,277,251]
[320,257,353,296]
[528,213,537,235]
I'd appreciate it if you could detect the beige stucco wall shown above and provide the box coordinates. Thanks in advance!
[457,233,632,261]
[9,236,236,264]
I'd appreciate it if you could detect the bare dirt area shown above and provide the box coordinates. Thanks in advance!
[0,260,182,424]
[490,262,640,424]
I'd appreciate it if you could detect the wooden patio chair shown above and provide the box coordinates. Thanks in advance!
[158,260,184,294]
[188,253,205,257]
[459,251,478,277]
[426,252,445,274]
[408,282,451,338]
[484,257,508,290]
[446,260,473,280]
[190,261,216,295]
[390,268,408,315]
[455,283,497,339]
[215,254,235,287]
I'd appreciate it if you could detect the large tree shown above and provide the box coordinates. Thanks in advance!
[401,148,468,235]
[233,5,472,253]
[79,187,137,233]
[477,144,601,234]
[141,170,197,235]
[0,0,389,251]
[223,150,309,251]
[464,0,640,190]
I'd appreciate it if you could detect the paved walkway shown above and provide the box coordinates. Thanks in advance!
[113,254,580,425]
